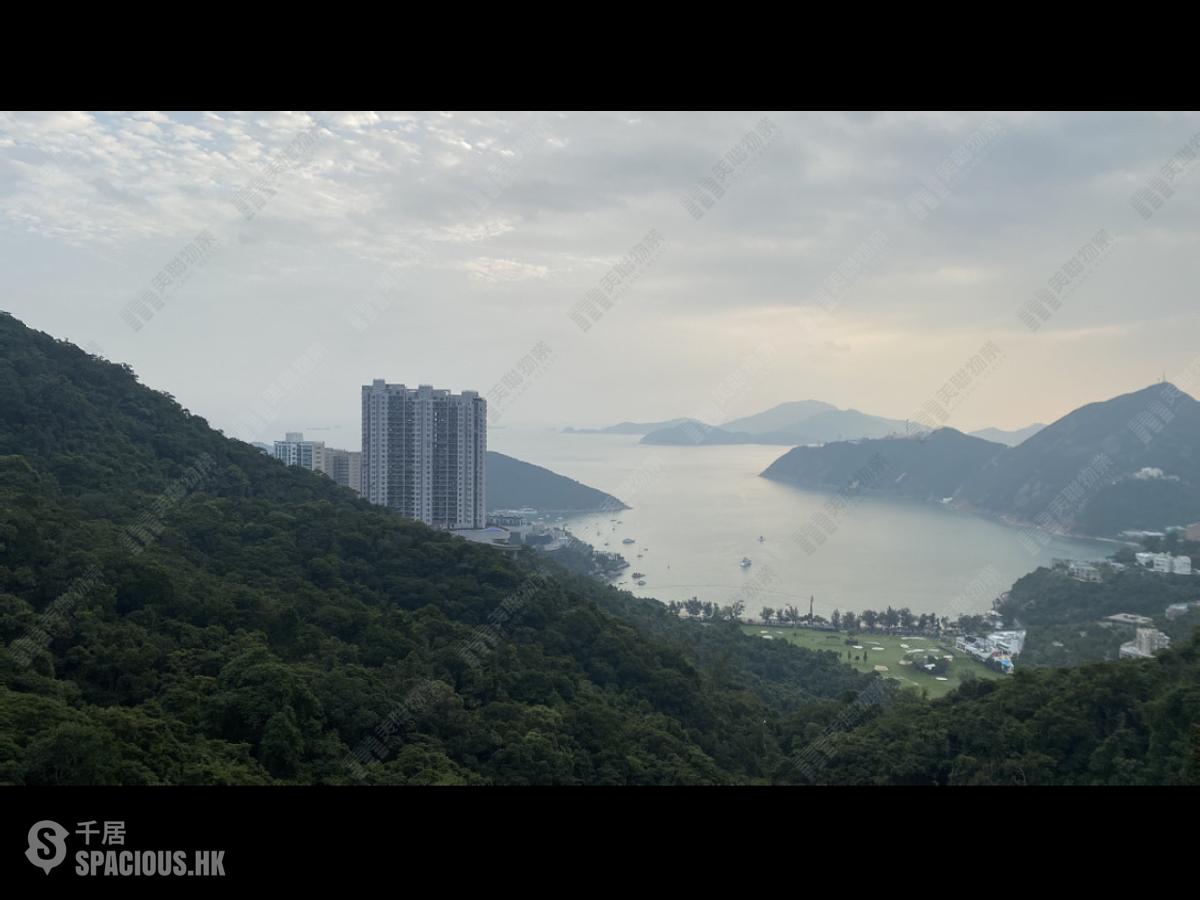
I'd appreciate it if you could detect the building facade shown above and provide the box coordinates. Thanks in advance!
[273,433,362,496]
[1134,552,1192,575]
[324,448,362,496]
[274,432,326,472]
[1120,627,1172,658]
[361,381,486,529]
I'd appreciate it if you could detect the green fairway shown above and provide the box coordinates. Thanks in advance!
[741,625,1005,699]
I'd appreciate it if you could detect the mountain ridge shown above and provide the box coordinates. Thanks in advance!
[486,451,627,512]
[760,382,1200,538]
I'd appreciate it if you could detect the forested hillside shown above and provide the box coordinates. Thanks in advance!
[486,451,627,512]
[795,641,1200,785]
[2,310,1198,786]
[761,428,1005,501]
[0,311,867,785]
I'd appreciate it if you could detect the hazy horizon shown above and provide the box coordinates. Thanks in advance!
[4,110,1199,451]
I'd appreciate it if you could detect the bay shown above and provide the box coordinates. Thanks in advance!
[489,428,1113,620]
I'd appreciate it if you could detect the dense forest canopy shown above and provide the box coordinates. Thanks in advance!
[1,310,1197,785]
[0,311,867,785]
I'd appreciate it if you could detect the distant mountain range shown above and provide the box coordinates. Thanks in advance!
[640,402,909,446]
[487,451,627,512]
[967,423,1046,447]
[575,402,1047,451]
[761,383,1200,538]
[563,418,701,435]
[957,383,1200,535]
[720,400,838,434]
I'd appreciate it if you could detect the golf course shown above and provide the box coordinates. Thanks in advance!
[741,626,1005,699]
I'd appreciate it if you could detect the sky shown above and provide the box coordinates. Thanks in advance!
[2,110,1200,451]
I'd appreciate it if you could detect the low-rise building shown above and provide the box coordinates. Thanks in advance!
[988,630,1026,655]
[274,432,325,472]
[1068,561,1102,582]
[1134,552,1191,575]
[451,526,521,555]
[1119,628,1171,659]
[1105,613,1155,627]
[954,630,1026,670]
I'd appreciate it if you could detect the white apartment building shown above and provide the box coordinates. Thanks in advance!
[1120,628,1172,659]
[361,381,486,529]
[323,448,362,496]
[1068,561,1102,582]
[273,434,362,496]
[1134,552,1191,575]
[274,432,326,472]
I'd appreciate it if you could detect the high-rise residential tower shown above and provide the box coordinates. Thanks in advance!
[361,381,486,529]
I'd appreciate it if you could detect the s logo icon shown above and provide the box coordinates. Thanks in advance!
[25,820,68,875]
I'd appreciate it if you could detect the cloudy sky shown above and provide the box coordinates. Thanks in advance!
[3,110,1199,450]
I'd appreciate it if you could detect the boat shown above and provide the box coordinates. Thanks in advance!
[636,580,646,587]
[740,557,752,568]
[631,572,645,579]
[758,535,765,542]
[622,538,635,544]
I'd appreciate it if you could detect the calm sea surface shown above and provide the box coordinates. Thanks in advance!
[489,428,1113,619]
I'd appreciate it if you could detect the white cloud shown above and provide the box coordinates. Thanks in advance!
[462,256,549,283]
[2,110,1200,437]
